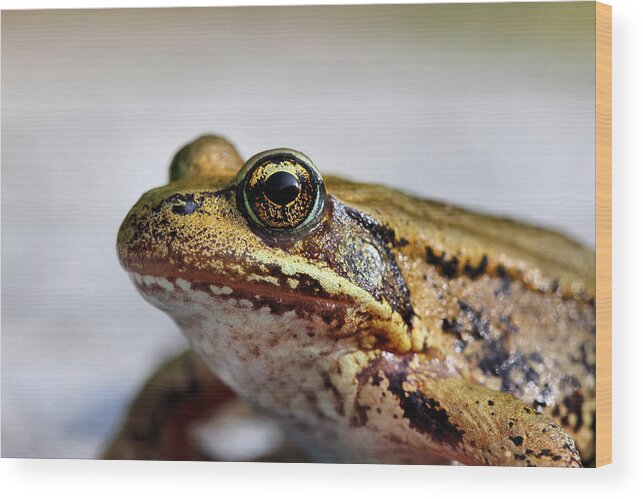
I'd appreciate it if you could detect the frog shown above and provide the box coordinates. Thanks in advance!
[110,134,595,467]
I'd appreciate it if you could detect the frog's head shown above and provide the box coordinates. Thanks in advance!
[118,136,425,392]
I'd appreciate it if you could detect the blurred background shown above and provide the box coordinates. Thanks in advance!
[2,2,595,458]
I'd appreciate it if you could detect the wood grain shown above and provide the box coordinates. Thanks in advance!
[595,1,612,467]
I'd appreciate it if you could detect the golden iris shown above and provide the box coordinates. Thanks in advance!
[236,149,326,234]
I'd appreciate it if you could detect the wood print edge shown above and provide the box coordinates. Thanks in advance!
[595,0,612,467]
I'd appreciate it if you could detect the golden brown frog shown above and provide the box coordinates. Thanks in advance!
[112,135,595,467]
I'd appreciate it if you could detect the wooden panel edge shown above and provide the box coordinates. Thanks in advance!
[595,0,612,467]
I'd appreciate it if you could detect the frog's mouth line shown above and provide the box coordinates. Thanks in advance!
[128,268,358,331]
[120,252,416,352]
[128,266,418,354]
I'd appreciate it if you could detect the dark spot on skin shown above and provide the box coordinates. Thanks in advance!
[396,237,410,247]
[459,302,491,341]
[529,352,544,363]
[579,342,596,376]
[514,453,527,461]
[356,357,465,446]
[441,318,467,352]
[560,391,584,432]
[321,372,345,417]
[468,326,511,384]
[442,318,461,335]
[487,400,494,406]
[463,255,488,279]
[425,247,459,279]
[289,272,326,295]
[532,383,553,412]
[320,312,334,325]
[508,435,523,446]
[385,368,464,446]
[350,401,370,427]
[356,360,387,390]
[494,265,512,296]
[460,302,543,400]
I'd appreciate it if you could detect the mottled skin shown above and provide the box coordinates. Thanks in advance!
[115,135,595,467]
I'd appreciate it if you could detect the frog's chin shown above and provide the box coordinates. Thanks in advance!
[127,270,366,399]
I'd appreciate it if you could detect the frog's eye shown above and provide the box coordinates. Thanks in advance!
[235,149,326,234]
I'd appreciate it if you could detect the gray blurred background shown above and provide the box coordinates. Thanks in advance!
[1,3,595,458]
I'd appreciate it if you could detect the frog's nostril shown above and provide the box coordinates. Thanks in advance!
[169,193,203,216]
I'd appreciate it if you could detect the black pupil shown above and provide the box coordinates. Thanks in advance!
[263,171,301,206]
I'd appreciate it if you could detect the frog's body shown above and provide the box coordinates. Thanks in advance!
[115,136,595,467]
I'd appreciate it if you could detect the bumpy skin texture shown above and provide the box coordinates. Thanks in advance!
[116,135,595,467]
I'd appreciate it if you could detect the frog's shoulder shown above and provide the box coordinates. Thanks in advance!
[324,175,595,300]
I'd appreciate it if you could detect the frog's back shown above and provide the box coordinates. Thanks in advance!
[326,176,596,464]
[326,176,594,297]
